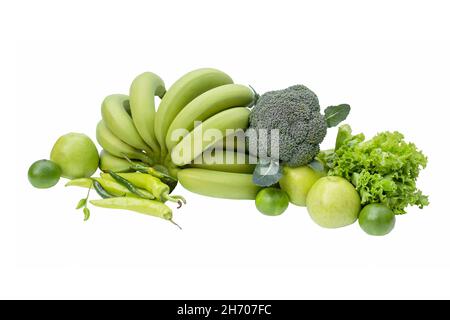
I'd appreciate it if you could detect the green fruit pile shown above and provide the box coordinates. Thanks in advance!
[27,67,425,235]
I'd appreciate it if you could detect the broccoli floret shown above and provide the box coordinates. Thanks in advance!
[247,85,327,167]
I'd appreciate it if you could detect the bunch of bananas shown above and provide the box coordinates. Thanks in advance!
[96,68,261,200]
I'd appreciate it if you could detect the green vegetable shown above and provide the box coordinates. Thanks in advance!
[318,125,428,214]
[65,177,154,199]
[90,197,180,228]
[127,161,178,193]
[247,85,350,167]
[252,159,282,187]
[255,188,289,216]
[279,166,324,206]
[358,203,395,236]
[101,172,186,207]
[306,176,361,228]
[107,171,153,200]
[92,178,128,197]
[143,167,178,194]
[92,180,114,199]
[334,124,352,150]
[66,178,93,188]
[28,159,61,188]
[50,132,99,179]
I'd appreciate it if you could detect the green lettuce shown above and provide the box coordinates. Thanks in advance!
[318,126,429,214]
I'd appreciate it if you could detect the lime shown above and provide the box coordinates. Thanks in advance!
[359,203,395,236]
[28,159,61,188]
[255,187,289,216]
[50,133,99,179]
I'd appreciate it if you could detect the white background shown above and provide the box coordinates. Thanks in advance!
[3,0,450,299]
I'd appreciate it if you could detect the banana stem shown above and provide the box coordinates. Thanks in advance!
[160,148,168,166]
[133,153,154,166]
[149,149,160,163]
[143,147,155,159]
[123,155,137,166]
[248,85,260,106]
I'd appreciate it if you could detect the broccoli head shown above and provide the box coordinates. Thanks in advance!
[247,85,327,167]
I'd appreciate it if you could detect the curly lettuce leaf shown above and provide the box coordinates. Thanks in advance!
[321,126,429,214]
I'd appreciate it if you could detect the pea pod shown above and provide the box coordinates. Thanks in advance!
[90,197,180,228]
[101,172,186,207]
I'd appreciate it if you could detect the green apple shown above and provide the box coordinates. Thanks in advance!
[306,176,361,228]
[50,133,99,179]
[279,166,324,206]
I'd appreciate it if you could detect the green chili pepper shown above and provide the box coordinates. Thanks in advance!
[99,178,154,199]
[123,156,178,193]
[107,171,154,200]
[66,178,93,188]
[92,180,114,199]
[101,172,186,208]
[65,177,154,199]
[90,197,181,229]
[129,164,178,193]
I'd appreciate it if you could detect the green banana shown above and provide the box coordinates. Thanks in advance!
[209,131,248,153]
[129,72,165,159]
[96,120,153,164]
[165,84,255,152]
[177,168,262,199]
[154,68,233,160]
[171,107,250,166]
[99,150,144,173]
[189,150,257,174]
[101,94,153,155]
